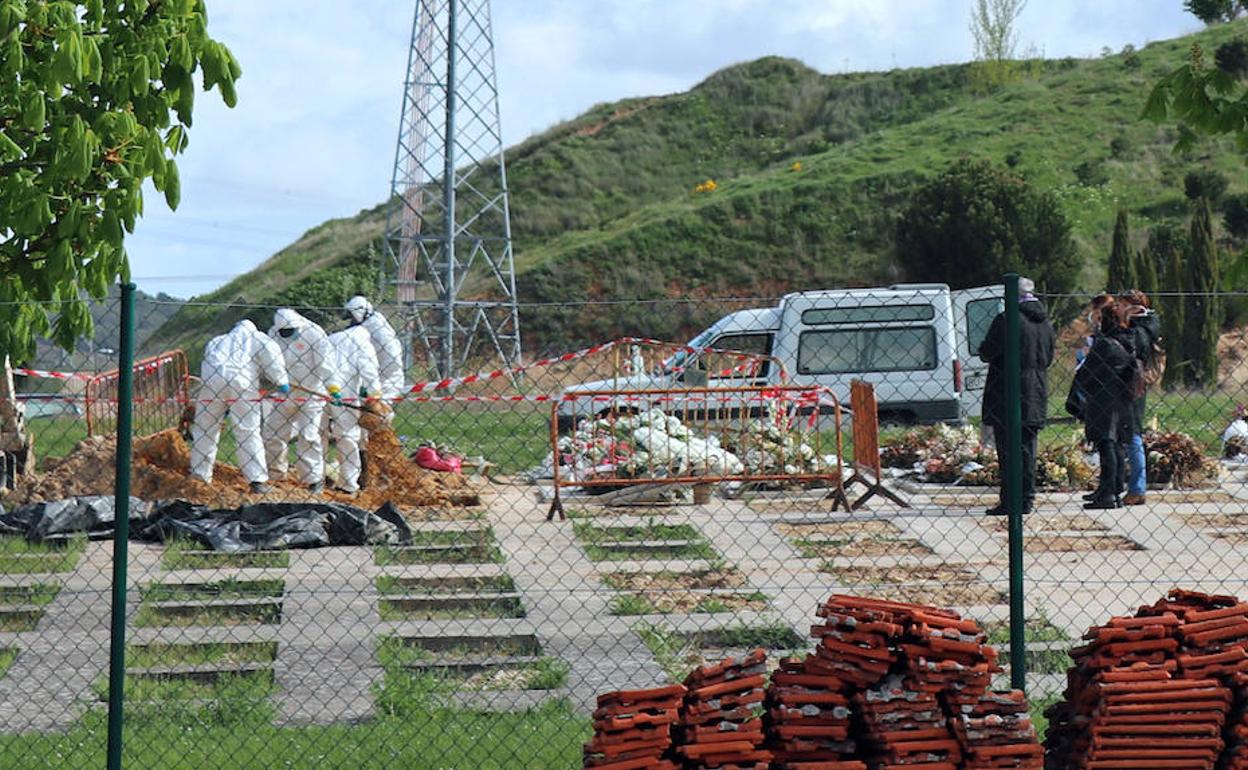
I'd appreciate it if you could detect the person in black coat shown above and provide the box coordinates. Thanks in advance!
[1071,301,1136,509]
[978,277,1058,516]
[1119,290,1161,505]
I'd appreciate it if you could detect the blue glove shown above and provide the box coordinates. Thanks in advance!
[358,387,370,399]
[275,383,291,395]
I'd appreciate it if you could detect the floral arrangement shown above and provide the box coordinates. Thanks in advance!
[1144,431,1218,488]
[880,425,1094,489]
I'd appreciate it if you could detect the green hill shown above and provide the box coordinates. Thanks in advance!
[147,20,1248,363]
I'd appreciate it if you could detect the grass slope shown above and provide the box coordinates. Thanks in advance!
[149,22,1248,360]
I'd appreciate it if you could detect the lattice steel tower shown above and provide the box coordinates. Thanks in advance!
[383,0,520,379]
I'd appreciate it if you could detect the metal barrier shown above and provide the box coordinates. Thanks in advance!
[85,350,190,438]
[546,384,848,519]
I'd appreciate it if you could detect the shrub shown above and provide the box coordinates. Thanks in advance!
[1217,39,1248,78]
[1074,158,1110,187]
[1184,168,1230,203]
[895,158,1080,293]
[1223,193,1248,238]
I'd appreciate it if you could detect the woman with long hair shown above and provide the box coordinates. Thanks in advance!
[1071,300,1136,509]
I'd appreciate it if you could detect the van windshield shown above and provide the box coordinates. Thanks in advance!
[657,327,716,375]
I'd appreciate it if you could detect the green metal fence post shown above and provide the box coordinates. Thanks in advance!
[106,282,137,770]
[1003,273,1026,693]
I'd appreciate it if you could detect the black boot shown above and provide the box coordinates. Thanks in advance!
[1083,496,1121,510]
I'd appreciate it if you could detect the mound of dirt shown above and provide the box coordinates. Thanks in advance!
[2,428,476,513]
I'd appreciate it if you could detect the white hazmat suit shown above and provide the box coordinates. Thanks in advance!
[191,320,288,484]
[264,308,339,487]
[345,296,404,399]
[327,325,382,493]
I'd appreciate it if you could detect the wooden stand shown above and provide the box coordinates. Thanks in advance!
[845,380,909,510]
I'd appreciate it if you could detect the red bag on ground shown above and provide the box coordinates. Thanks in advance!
[413,446,462,473]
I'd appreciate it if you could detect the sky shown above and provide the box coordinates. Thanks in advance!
[125,0,1200,297]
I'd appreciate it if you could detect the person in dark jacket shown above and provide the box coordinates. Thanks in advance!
[978,277,1058,516]
[1119,290,1160,505]
[1071,301,1136,510]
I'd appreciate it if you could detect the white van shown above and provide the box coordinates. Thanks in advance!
[953,286,1004,418]
[558,284,1000,428]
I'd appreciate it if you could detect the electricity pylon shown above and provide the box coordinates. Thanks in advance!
[383,0,521,379]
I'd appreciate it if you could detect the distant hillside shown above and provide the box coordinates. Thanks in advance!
[149,20,1248,364]
[29,286,183,381]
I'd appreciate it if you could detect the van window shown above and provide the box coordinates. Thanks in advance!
[801,304,935,325]
[704,333,773,378]
[965,298,1002,354]
[797,327,938,374]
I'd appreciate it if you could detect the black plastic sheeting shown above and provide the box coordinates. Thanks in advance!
[0,496,148,544]
[0,497,412,551]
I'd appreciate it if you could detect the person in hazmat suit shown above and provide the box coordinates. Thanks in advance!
[326,325,382,494]
[265,308,340,492]
[344,296,405,399]
[190,320,289,494]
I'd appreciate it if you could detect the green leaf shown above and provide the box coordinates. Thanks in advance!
[1142,82,1172,123]
[83,36,102,82]
[21,91,46,131]
[145,131,166,177]
[101,209,123,247]
[0,130,23,161]
[130,55,150,96]
[163,160,181,209]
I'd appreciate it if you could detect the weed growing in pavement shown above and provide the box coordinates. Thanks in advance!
[160,539,289,570]
[127,641,279,668]
[0,584,61,607]
[608,594,660,615]
[142,579,285,603]
[0,610,44,632]
[0,536,85,574]
[0,648,17,677]
[374,574,517,595]
[374,541,505,565]
[573,520,717,561]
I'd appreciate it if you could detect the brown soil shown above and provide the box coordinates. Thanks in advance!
[983,514,1108,534]
[827,565,1005,607]
[1024,534,1143,553]
[630,590,768,614]
[776,520,902,538]
[799,538,932,559]
[1209,531,1248,546]
[2,428,476,515]
[1185,513,1248,529]
[601,569,746,591]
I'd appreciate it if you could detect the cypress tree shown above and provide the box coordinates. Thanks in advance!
[1135,245,1159,297]
[1184,199,1221,387]
[1106,209,1136,292]
[1157,224,1188,388]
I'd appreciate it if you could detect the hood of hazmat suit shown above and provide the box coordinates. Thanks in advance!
[201,319,288,389]
[269,308,337,392]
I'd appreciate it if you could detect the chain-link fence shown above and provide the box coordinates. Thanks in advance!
[0,283,1245,767]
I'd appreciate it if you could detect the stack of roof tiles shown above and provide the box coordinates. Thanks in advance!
[674,648,772,770]
[766,656,864,769]
[584,683,686,770]
[822,595,1037,770]
[949,691,1043,770]
[584,593,1044,770]
[1043,589,1248,770]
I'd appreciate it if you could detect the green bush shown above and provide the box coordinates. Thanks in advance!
[894,158,1080,293]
